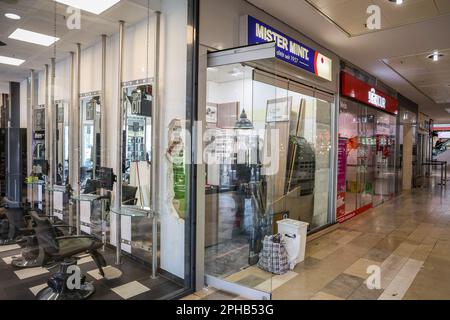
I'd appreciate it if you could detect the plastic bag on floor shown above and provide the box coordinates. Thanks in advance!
[257,233,289,275]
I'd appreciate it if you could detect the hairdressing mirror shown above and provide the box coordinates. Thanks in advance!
[80,94,101,190]
[55,101,69,186]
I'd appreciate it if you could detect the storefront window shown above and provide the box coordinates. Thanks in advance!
[205,58,334,297]
[338,99,397,221]
[19,0,196,301]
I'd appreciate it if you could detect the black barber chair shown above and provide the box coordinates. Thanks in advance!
[0,208,34,245]
[11,218,74,268]
[30,212,106,300]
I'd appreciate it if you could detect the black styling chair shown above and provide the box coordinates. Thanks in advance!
[0,208,34,245]
[30,212,106,300]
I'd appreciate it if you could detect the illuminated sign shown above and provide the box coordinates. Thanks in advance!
[341,72,398,114]
[368,88,386,109]
[247,16,332,81]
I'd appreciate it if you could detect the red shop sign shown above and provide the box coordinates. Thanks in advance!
[341,71,398,114]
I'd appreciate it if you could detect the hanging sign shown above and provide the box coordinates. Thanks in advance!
[247,16,332,81]
[341,72,398,114]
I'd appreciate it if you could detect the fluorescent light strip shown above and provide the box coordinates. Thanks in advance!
[5,13,21,20]
[0,55,25,66]
[54,0,121,15]
[8,28,59,47]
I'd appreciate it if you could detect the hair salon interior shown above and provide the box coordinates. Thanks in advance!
[0,0,440,300]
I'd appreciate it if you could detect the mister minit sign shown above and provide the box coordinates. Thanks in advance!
[246,15,332,81]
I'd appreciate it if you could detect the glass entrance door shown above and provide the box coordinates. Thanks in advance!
[205,44,334,299]
[356,106,375,211]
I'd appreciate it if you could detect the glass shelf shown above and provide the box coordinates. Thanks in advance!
[110,205,155,218]
[25,180,46,186]
[71,194,103,202]
[47,185,67,192]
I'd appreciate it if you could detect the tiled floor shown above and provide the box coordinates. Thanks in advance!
[187,180,450,300]
[0,243,183,300]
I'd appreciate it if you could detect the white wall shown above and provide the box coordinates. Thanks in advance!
[199,0,340,93]
[0,82,8,95]
[158,0,189,279]
[20,79,28,128]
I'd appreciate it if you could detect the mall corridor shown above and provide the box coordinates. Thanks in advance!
[185,184,450,300]
[2,0,450,305]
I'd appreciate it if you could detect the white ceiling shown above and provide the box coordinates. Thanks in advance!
[384,48,450,104]
[0,0,160,83]
[306,0,450,36]
[247,0,450,122]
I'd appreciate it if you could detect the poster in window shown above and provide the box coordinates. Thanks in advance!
[206,104,218,123]
[266,97,292,123]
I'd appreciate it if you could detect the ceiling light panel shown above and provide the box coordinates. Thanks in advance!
[8,28,59,47]
[0,55,25,66]
[54,0,121,15]
[4,13,21,20]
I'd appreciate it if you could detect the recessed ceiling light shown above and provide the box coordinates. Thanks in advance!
[8,28,59,47]
[54,0,121,15]
[0,55,25,66]
[427,51,444,62]
[4,13,21,20]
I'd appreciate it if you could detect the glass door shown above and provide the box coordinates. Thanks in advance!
[205,56,276,299]
[373,110,397,206]
[205,44,335,299]
[356,106,375,211]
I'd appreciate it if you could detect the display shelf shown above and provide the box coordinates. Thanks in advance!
[71,194,102,202]
[110,205,154,218]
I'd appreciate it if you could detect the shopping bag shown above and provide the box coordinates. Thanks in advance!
[258,233,289,275]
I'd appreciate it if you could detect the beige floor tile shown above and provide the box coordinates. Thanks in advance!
[254,271,298,292]
[0,244,20,252]
[344,258,381,279]
[193,287,217,298]
[29,283,48,296]
[310,291,344,300]
[14,267,49,280]
[87,266,122,280]
[378,259,423,300]
[111,281,150,300]
[380,254,408,289]
[392,242,418,258]
[2,254,20,265]
[410,243,435,262]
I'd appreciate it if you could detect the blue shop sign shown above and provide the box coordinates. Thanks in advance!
[247,16,332,81]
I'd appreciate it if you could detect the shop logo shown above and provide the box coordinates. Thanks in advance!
[368,88,386,109]
[366,5,381,30]
[366,265,381,290]
[66,6,81,30]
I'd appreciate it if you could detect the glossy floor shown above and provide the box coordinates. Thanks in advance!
[187,182,450,300]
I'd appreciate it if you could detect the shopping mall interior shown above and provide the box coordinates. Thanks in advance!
[1,0,450,302]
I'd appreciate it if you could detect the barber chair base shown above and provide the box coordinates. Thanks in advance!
[36,282,95,300]
[36,259,96,300]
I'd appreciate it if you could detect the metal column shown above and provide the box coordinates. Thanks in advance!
[28,70,36,202]
[115,21,125,265]
[150,11,161,280]
[68,51,75,230]
[49,58,56,217]
[75,44,81,235]
[44,64,50,215]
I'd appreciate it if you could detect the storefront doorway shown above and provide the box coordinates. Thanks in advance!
[337,72,398,222]
[204,43,335,298]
